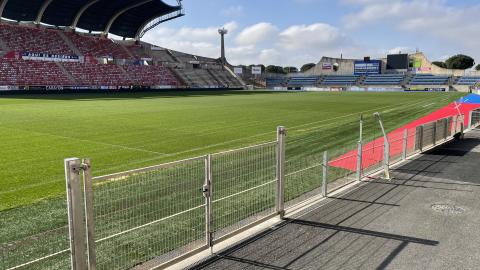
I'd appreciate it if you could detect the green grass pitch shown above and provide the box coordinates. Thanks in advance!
[0,90,464,211]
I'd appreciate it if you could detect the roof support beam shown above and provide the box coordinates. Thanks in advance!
[134,10,183,40]
[103,0,153,36]
[35,0,55,24]
[134,14,161,40]
[0,0,9,19]
[71,0,100,29]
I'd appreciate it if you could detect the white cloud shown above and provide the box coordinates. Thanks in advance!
[144,20,408,67]
[279,23,347,51]
[235,23,278,46]
[342,0,480,59]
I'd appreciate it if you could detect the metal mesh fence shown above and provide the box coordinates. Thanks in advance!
[284,118,360,206]
[422,122,436,149]
[361,140,385,177]
[471,110,480,128]
[389,132,404,164]
[327,143,359,192]
[406,127,418,156]
[0,199,71,270]
[211,142,277,240]
[91,157,206,270]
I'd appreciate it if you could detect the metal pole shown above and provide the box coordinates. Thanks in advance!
[432,122,437,146]
[374,112,391,181]
[468,110,473,129]
[82,158,96,270]
[384,137,391,180]
[402,129,408,161]
[322,151,328,197]
[461,122,465,140]
[356,115,363,181]
[276,126,286,218]
[443,119,448,140]
[204,155,213,250]
[65,158,87,270]
[419,125,424,152]
[356,142,362,181]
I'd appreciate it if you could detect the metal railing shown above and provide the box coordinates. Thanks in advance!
[469,109,480,129]
[2,110,474,270]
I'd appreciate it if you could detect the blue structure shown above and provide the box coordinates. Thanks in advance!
[409,74,450,85]
[322,75,359,86]
[288,76,320,87]
[364,74,404,85]
[456,77,480,86]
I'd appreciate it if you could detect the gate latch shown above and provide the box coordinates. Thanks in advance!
[202,184,210,197]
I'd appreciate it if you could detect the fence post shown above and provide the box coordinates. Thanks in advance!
[322,151,328,197]
[65,158,87,270]
[356,142,362,182]
[419,125,424,152]
[402,129,408,161]
[82,158,96,270]
[443,119,448,141]
[432,122,437,146]
[203,155,213,249]
[468,110,473,129]
[276,126,286,218]
[383,137,391,180]
[461,122,465,140]
[356,115,363,182]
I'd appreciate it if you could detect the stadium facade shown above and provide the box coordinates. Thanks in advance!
[267,52,480,93]
[0,0,245,91]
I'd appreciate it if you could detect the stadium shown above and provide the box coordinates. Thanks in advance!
[1,1,480,270]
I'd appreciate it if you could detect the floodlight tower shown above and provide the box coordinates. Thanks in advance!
[218,28,228,64]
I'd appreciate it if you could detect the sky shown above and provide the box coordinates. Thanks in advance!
[143,0,480,68]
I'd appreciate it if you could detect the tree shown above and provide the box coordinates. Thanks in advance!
[445,54,475,70]
[475,64,480,71]
[432,61,447,68]
[265,65,285,74]
[283,66,298,73]
[300,63,316,72]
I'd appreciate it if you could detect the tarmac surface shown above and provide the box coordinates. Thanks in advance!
[190,128,480,270]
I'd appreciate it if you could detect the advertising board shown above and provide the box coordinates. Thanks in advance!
[354,60,382,75]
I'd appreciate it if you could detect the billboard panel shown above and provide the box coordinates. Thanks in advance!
[387,54,409,69]
[252,66,262,75]
[322,63,332,70]
[354,60,382,75]
[234,67,243,74]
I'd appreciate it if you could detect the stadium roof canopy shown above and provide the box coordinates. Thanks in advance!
[0,0,184,38]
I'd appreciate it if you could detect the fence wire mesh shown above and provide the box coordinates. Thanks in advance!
[0,199,71,270]
[91,157,206,270]
[471,110,480,128]
[211,142,277,240]
[327,143,359,192]
[406,127,418,156]
[284,118,359,206]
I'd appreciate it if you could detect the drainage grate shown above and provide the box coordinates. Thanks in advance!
[431,204,465,215]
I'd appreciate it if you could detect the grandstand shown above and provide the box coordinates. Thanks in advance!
[409,74,450,85]
[0,1,244,91]
[363,74,404,85]
[288,76,320,87]
[321,75,359,86]
[457,76,480,85]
